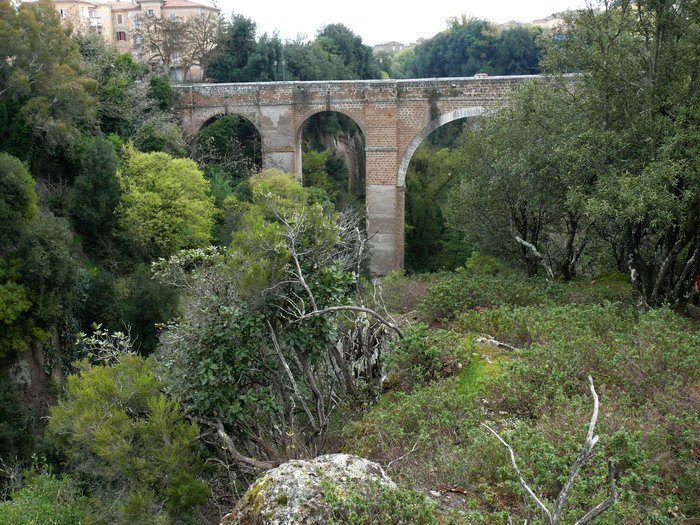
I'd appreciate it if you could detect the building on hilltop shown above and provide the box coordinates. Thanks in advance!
[28,0,220,82]
[372,41,407,55]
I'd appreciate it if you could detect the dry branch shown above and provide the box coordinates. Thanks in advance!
[483,375,616,524]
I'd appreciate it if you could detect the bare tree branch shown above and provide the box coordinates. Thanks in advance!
[572,460,617,525]
[482,423,553,521]
[483,375,616,524]
[296,305,404,339]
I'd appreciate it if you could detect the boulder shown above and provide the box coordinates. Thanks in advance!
[220,454,395,525]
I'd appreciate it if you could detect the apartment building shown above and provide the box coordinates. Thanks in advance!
[47,0,219,81]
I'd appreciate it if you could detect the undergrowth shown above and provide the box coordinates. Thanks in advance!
[341,261,699,524]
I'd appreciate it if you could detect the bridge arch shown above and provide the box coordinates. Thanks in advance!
[194,107,263,135]
[296,107,367,140]
[295,110,367,204]
[397,106,485,188]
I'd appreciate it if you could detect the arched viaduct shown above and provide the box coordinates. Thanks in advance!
[173,75,540,274]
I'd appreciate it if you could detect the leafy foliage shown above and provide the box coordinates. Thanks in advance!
[345,271,699,523]
[156,170,380,477]
[323,480,443,525]
[73,136,120,251]
[208,20,379,82]
[0,376,33,463]
[0,0,96,160]
[0,153,37,248]
[537,0,700,302]
[406,17,541,78]
[117,147,215,259]
[46,355,207,524]
[0,470,91,525]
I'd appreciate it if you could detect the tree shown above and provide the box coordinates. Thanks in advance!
[207,14,257,82]
[17,213,78,330]
[73,136,120,251]
[0,153,36,249]
[156,170,397,477]
[315,24,380,79]
[116,147,215,259]
[447,81,597,279]
[0,0,96,160]
[407,17,541,78]
[181,11,222,80]
[541,0,700,302]
[136,13,183,75]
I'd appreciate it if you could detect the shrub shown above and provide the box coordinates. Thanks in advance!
[46,355,207,524]
[323,480,443,525]
[384,324,472,391]
[0,470,91,525]
[417,270,550,321]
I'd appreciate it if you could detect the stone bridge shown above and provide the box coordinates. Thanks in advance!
[174,75,540,274]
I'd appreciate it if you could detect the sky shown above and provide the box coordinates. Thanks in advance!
[214,0,588,46]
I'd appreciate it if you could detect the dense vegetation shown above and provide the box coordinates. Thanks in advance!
[0,0,698,524]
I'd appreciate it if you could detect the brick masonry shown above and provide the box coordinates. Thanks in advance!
[173,76,541,274]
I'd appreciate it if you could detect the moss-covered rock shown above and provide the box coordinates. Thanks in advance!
[220,454,395,525]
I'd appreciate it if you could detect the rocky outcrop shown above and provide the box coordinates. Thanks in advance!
[220,454,395,525]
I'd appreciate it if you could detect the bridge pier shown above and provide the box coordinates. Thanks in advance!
[366,185,404,274]
[262,148,296,173]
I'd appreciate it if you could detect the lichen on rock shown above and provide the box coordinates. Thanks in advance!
[220,454,395,525]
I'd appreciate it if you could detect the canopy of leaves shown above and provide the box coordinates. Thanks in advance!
[116,147,215,259]
[0,0,96,160]
[208,19,379,82]
[407,17,541,78]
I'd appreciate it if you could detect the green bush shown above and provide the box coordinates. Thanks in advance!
[385,324,472,391]
[323,480,443,525]
[46,355,207,524]
[344,270,699,522]
[417,270,550,321]
[0,470,91,525]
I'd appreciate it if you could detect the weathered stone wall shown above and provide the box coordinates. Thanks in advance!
[173,76,540,274]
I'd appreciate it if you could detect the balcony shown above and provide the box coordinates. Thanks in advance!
[89,17,103,27]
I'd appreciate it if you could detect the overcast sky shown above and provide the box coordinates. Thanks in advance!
[214,0,588,46]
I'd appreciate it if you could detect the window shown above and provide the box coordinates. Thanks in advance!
[117,31,127,41]
[134,16,141,29]
[147,9,154,16]
[135,35,143,48]
[58,8,65,17]
[116,13,123,24]
[80,7,86,18]
[169,13,176,20]
[88,9,95,18]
